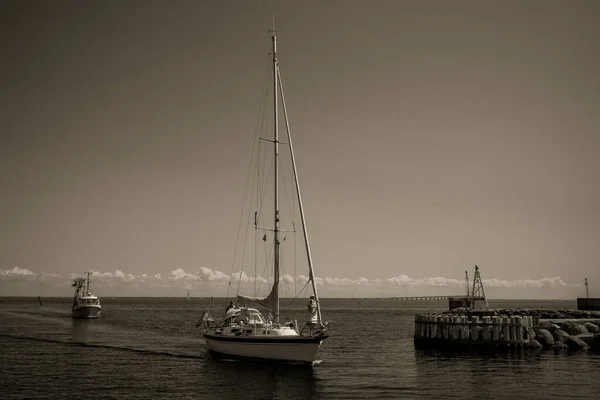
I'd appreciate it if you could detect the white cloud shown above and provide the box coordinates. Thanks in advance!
[199,267,229,282]
[91,270,115,279]
[324,277,357,286]
[0,265,584,298]
[386,274,463,287]
[483,276,567,289]
[0,266,35,276]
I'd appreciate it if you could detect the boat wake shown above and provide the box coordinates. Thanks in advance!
[0,332,206,360]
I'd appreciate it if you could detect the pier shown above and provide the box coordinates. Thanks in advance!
[413,265,542,349]
[413,268,600,353]
[414,314,540,348]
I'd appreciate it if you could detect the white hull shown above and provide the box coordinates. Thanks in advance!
[72,305,101,318]
[203,333,324,363]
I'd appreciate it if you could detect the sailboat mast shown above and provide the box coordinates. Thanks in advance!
[272,30,280,323]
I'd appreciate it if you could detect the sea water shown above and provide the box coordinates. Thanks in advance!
[1,298,598,399]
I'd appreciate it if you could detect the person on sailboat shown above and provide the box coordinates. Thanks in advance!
[225,300,235,312]
[307,295,318,324]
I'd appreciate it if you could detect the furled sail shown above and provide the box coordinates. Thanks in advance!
[236,282,278,312]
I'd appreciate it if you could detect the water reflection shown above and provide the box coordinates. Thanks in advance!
[70,318,93,342]
[195,353,319,400]
[413,346,571,399]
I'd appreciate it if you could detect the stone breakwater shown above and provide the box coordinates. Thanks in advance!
[415,310,600,353]
[534,320,600,353]
[443,307,600,320]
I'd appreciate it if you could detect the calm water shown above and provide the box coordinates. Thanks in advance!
[1,298,599,399]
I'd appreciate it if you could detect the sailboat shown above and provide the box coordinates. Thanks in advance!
[186,291,191,301]
[197,27,329,363]
[72,271,101,318]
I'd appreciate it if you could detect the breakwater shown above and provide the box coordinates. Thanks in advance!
[415,308,600,353]
[443,307,600,320]
[414,314,539,348]
[531,319,600,353]
[577,298,600,311]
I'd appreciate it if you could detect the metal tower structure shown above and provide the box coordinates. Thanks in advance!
[470,264,489,310]
[465,270,470,297]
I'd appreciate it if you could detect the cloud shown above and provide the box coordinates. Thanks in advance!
[483,276,568,289]
[169,268,199,280]
[357,277,369,285]
[386,275,463,287]
[91,270,115,279]
[0,265,583,298]
[0,266,35,276]
[199,267,229,282]
[39,272,61,282]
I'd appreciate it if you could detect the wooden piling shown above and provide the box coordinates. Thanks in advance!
[413,312,541,348]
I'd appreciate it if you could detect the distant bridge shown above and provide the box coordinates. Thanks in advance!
[391,295,468,301]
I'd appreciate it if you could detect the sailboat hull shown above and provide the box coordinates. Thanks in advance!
[203,333,325,363]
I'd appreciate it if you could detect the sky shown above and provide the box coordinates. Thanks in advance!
[1,0,599,299]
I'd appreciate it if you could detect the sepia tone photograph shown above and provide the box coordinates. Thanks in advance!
[1,0,599,398]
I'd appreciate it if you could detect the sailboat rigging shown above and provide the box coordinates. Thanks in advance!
[197,26,329,363]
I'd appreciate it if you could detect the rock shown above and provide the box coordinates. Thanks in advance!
[584,322,600,333]
[553,340,568,354]
[564,336,590,352]
[569,323,588,336]
[535,329,555,349]
[554,340,568,349]
[528,340,543,350]
[576,333,595,346]
[591,333,600,352]
[539,322,560,332]
[558,321,573,331]
[551,329,570,342]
